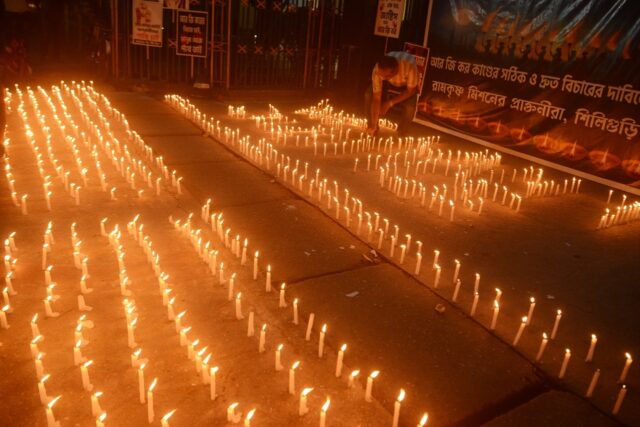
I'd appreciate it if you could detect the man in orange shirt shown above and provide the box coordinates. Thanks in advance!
[365,51,419,136]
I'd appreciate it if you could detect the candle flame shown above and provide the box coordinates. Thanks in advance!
[277,344,283,351]
[41,374,50,383]
[302,387,313,396]
[625,352,632,361]
[203,354,212,364]
[83,360,93,368]
[98,413,107,422]
[94,391,103,398]
[521,316,528,323]
[370,370,380,379]
[322,398,331,412]
[161,409,176,421]
[340,344,347,352]
[229,402,239,410]
[419,413,429,426]
[211,366,219,374]
[321,323,327,333]
[292,361,300,370]
[398,388,406,402]
[48,395,61,408]
[350,370,360,378]
[149,378,157,391]
[246,408,256,420]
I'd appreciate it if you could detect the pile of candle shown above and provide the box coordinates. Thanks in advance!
[597,191,640,229]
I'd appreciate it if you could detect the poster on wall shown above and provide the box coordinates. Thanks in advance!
[132,0,163,47]
[176,10,208,57]
[374,0,405,39]
[403,42,429,96]
[416,0,640,189]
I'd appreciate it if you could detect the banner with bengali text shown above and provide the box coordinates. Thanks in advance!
[415,0,640,188]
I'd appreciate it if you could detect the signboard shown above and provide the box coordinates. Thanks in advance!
[176,10,208,58]
[374,0,405,39]
[403,43,429,96]
[416,0,640,191]
[132,0,163,47]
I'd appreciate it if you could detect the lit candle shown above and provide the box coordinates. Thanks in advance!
[90,392,103,417]
[319,398,330,427]
[335,344,347,377]
[279,283,287,308]
[433,264,441,288]
[147,378,157,423]
[244,408,255,427]
[526,297,535,325]
[45,396,61,427]
[265,264,271,292]
[535,333,549,362]
[619,352,633,383]
[470,292,479,317]
[31,314,41,338]
[247,311,255,336]
[138,363,146,403]
[558,349,571,379]
[20,194,28,215]
[96,412,107,427]
[253,251,259,280]
[452,259,460,284]
[299,387,313,416]
[289,361,300,395]
[417,413,429,426]
[227,403,239,422]
[512,316,527,347]
[0,305,9,329]
[160,409,175,427]
[414,252,422,275]
[585,334,597,362]
[550,309,562,340]
[432,250,439,269]
[365,370,379,402]
[210,366,219,400]
[259,324,267,353]
[348,369,360,388]
[235,292,244,319]
[293,298,299,325]
[612,385,627,415]
[38,374,51,405]
[392,389,405,427]
[318,324,327,358]
[490,300,500,330]
[275,344,284,371]
[34,352,44,378]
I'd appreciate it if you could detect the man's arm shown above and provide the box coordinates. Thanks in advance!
[383,85,417,114]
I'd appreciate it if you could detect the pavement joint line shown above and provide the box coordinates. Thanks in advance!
[286,262,387,287]
[151,95,624,426]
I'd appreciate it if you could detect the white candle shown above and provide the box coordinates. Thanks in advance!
[147,378,157,423]
[452,260,460,283]
[275,344,284,371]
[96,412,107,427]
[91,392,103,417]
[336,344,347,377]
[558,349,571,379]
[550,309,562,339]
[392,389,405,427]
[318,324,327,358]
[612,385,627,415]
[585,368,600,397]
[432,250,439,269]
[535,333,548,362]
[38,375,51,405]
[253,251,259,280]
[279,283,287,307]
[244,408,255,427]
[259,324,266,353]
[0,305,9,329]
[433,264,441,288]
[490,300,499,330]
[365,370,379,402]
[247,311,255,336]
[470,292,479,317]
[138,363,146,403]
[31,314,40,338]
[452,279,462,302]
[512,316,527,347]
[235,292,244,319]
[227,403,239,422]
[320,398,330,427]
[526,297,535,325]
[348,370,360,388]
[299,387,313,416]
[265,264,272,292]
[210,366,219,400]
[45,396,61,427]
[585,334,597,362]
[289,361,300,394]
[414,252,422,275]
[619,352,633,383]
[305,313,315,341]
[20,194,28,215]
[293,298,299,325]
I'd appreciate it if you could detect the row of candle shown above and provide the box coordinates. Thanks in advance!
[166,95,636,419]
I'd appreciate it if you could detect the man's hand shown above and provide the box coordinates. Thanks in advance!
[380,100,394,115]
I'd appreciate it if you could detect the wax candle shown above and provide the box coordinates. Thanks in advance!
[147,378,157,423]
[0,305,9,329]
[433,265,441,288]
[535,333,549,362]
[305,313,315,341]
[45,396,61,427]
[38,374,51,404]
[91,392,103,417]
[20,194,28,215]
[612,385,627,415]
[526,297,535,325]
[336,344,347,377]
[512,317,527,347]
[138,363,146,403]
[414,252,422,275]
[227,403,239,422]
[318,324,327,358]
[558,349,571,379]
[299,387,313,416]
[432,250,439,269]
[253,251,259,280]
[259,324,267,353]
[265,264,272,292]
[490,300,500,330]
[320,398,330,427]
[365,370,379,402]
[418,413,429,426]
[273,343,285,371]
[31,314,40,338]
[293,298,299,325]
[619,353,633,383]
[585,368,600,398]
[585,334,597,362]
[96,412,107,427]
[289,361,300,395]
[235,292,244,319]
[247,312,255,337]
[452,279,462,302]
[244,408,255,427]
[550,309,562,340]
[452,260,460,284]
[279,283,287,307]
[392,389,405,427]
[210,366,219,400]
[470,292,479,317]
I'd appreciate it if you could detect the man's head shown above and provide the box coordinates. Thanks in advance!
[376,55,399,80]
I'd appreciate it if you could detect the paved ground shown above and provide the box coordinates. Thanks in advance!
[1,84,636,426]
